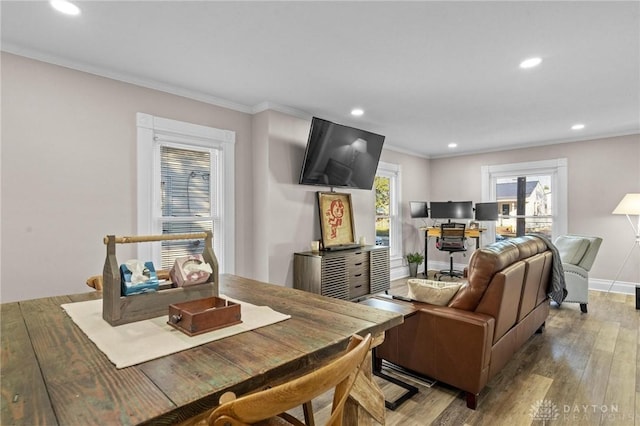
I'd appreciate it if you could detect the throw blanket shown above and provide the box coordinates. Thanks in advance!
[528,233,567,304]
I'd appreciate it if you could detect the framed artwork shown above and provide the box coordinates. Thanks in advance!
[317,192,356,249]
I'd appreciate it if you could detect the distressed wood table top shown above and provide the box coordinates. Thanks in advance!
[1,274,402,425]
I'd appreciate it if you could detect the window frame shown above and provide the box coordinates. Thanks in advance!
[136,113,235,273]
[481,158,567,243]
[375,161,402,263]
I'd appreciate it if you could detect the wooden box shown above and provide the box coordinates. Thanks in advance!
[167,296,242,336]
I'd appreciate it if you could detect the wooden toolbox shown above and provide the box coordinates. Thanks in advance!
[102,232,219,326]
[167,296,242,336]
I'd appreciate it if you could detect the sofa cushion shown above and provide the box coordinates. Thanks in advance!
[555,235,590,265]
[509,236,546,259]
[448,241,520,311]
[407,279,462,306]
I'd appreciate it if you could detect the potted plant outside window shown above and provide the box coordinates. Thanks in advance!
[405,252,425,278]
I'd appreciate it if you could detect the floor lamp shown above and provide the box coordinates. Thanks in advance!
[608,193,640,293]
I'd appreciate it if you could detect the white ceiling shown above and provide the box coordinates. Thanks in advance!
[2,1,639,157]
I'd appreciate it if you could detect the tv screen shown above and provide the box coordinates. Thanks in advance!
[475,202,499,221]
[409,201,429,218]
[430,201,473,219]
[299,117,385,190]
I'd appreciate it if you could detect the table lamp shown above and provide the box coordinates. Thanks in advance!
[608,193,640,293]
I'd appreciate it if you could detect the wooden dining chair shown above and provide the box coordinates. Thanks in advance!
[195,333,372,426]
[86,275,103,291]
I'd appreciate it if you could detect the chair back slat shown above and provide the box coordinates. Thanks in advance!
[209,333,372,426]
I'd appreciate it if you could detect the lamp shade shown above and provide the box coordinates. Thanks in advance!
[612,193,640,215]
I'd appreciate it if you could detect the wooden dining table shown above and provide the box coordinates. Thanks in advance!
[1,274,403,426]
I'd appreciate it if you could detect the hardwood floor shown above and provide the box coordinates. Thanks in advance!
[294,278,639,425]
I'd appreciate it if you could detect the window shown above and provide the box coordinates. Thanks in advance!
[375,176,391,246]
[375,161,401,259]
[495,175,553,240]
[158,145,217,269]
[136,113,235,273]
[481,159,567,243]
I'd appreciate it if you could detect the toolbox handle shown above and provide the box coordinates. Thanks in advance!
[104,233,209,245]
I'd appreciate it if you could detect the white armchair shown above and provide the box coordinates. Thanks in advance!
[554,235,603,313]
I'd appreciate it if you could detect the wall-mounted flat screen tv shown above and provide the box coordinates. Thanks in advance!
[475,202,499,221]
[299,117,385,190]
[429,201,474,220]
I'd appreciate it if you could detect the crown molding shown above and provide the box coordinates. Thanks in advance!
[251,101,311,120]
[2,44,254,114]
[428,130,640,160]
[3,46,321,122]
[383,143,431,159]
[5,46,636,161]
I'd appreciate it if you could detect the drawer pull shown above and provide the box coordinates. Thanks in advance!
[354,274,362,277]
[355,285,362,288]
[355,262,363,266]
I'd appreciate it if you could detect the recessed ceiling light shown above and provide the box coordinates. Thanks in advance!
[350,108,364,117]
[448,143,458,148]
[50,0,81,16]
[571,123,585,130]
[519,57,542,69]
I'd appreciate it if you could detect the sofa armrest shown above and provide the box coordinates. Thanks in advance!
[380,305,495,395]
[421,306,495,391]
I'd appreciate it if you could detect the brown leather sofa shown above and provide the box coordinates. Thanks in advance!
[376,235,553,409]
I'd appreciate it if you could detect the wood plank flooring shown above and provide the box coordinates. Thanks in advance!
[292,278,639,425]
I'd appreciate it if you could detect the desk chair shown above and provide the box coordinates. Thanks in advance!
[190,333,372,426]
[436,223,467,280]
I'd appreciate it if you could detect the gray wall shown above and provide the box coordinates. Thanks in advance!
[2,52,638,302]
[1,53,254,301]
[259,110,379,286]
[379,149,431,259]
[428,135,640,284]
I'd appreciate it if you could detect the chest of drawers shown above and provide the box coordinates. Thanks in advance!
[293,246,390,301]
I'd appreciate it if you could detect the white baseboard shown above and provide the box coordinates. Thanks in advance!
[391,261,457,280]
[428,261,459,272]
[589,278,637,295]
[391,264,425,281]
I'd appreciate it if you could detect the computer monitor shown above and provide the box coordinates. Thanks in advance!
[429,201,473,220]
[475,202,499,221]
[409,201,429,218]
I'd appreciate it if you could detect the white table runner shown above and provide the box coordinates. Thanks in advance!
[61,296,290,369]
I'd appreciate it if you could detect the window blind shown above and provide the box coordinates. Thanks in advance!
[159,146,218,270]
